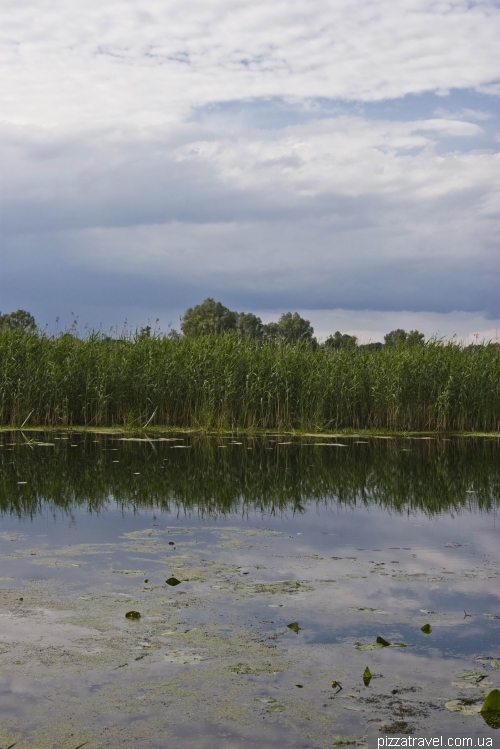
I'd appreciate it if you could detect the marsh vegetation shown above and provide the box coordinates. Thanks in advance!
[0,326,499,432]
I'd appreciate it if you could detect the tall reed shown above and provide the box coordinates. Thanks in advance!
[0,329,498,431]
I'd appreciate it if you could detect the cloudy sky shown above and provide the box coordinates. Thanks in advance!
[1,0,499,342]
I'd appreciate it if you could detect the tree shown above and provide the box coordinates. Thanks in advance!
[181,298,237,337]
[236,312,264,339]
[262,321,279,339]
[406,329,425,346]
[384,329,408,346]
[384,328,425,346]
[323,331,358,350]
[0,309,36,331]
[264,312,315,343]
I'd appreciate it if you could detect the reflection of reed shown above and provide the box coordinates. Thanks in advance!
[1,332,499,432]
[1,435,499,518]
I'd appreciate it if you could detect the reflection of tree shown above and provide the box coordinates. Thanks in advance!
[1,436,498,519]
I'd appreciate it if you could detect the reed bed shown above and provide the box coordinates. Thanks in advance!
[0,329,499,431]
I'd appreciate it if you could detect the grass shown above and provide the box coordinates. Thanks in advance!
[0,328,499,432]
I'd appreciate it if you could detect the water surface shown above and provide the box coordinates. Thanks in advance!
[0,433,499,748]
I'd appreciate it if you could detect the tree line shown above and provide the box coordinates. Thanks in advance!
[179,298,425,349]
[1,301,426,349]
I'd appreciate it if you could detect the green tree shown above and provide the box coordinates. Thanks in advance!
[181,298,237,337]
[384,329,408,346]
[265,312,315,343]
[0,309,36,331]
[236,312,264,339]
[384,329,425,346]
[407,329,425,346]
[323,331,358,350]
[263,321,280,340]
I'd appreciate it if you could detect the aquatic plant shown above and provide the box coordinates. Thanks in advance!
[0,328,499,431]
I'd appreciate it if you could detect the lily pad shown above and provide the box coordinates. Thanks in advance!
[455,671,487,682]
[445,699,481,715]
[481,711,500,729]
[376,636,390,647]
[475,656,500,668]
[166,577,181,586]
[355,642,384,651]
[482,689,500,712]
[421,623,432,634]
[451,680,492,690]
[125,611,141,619]
[287,621,300,633]
[267,705,285,712]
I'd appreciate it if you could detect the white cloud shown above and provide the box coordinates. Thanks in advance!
[172,116,494,202]
[0,0,499,127]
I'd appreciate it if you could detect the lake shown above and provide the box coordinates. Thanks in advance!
[0,432,499,748]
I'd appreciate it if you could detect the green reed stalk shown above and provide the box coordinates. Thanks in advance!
[0,328,498,431]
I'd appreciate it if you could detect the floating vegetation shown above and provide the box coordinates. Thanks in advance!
[481,690,500,728]
[163,651,204,665]
[455,671,488,682]
[421,623,432,634]
[445,699,482,715]
[230,664,255,674]
[125,611,141,619]
[165,577,181,586]
[287,621,300,633]
[476,656,500,668]
[351,607,388,614]
[355,637,412,650]
[332,736,367,748]
[481,689,500,711]
[113,569,144,576]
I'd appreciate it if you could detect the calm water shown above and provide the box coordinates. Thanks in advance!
[0,433,499,748]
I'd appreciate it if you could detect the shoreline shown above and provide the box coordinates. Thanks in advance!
[1,425,499,438]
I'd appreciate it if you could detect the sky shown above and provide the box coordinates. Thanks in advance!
[0,0,499,343]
